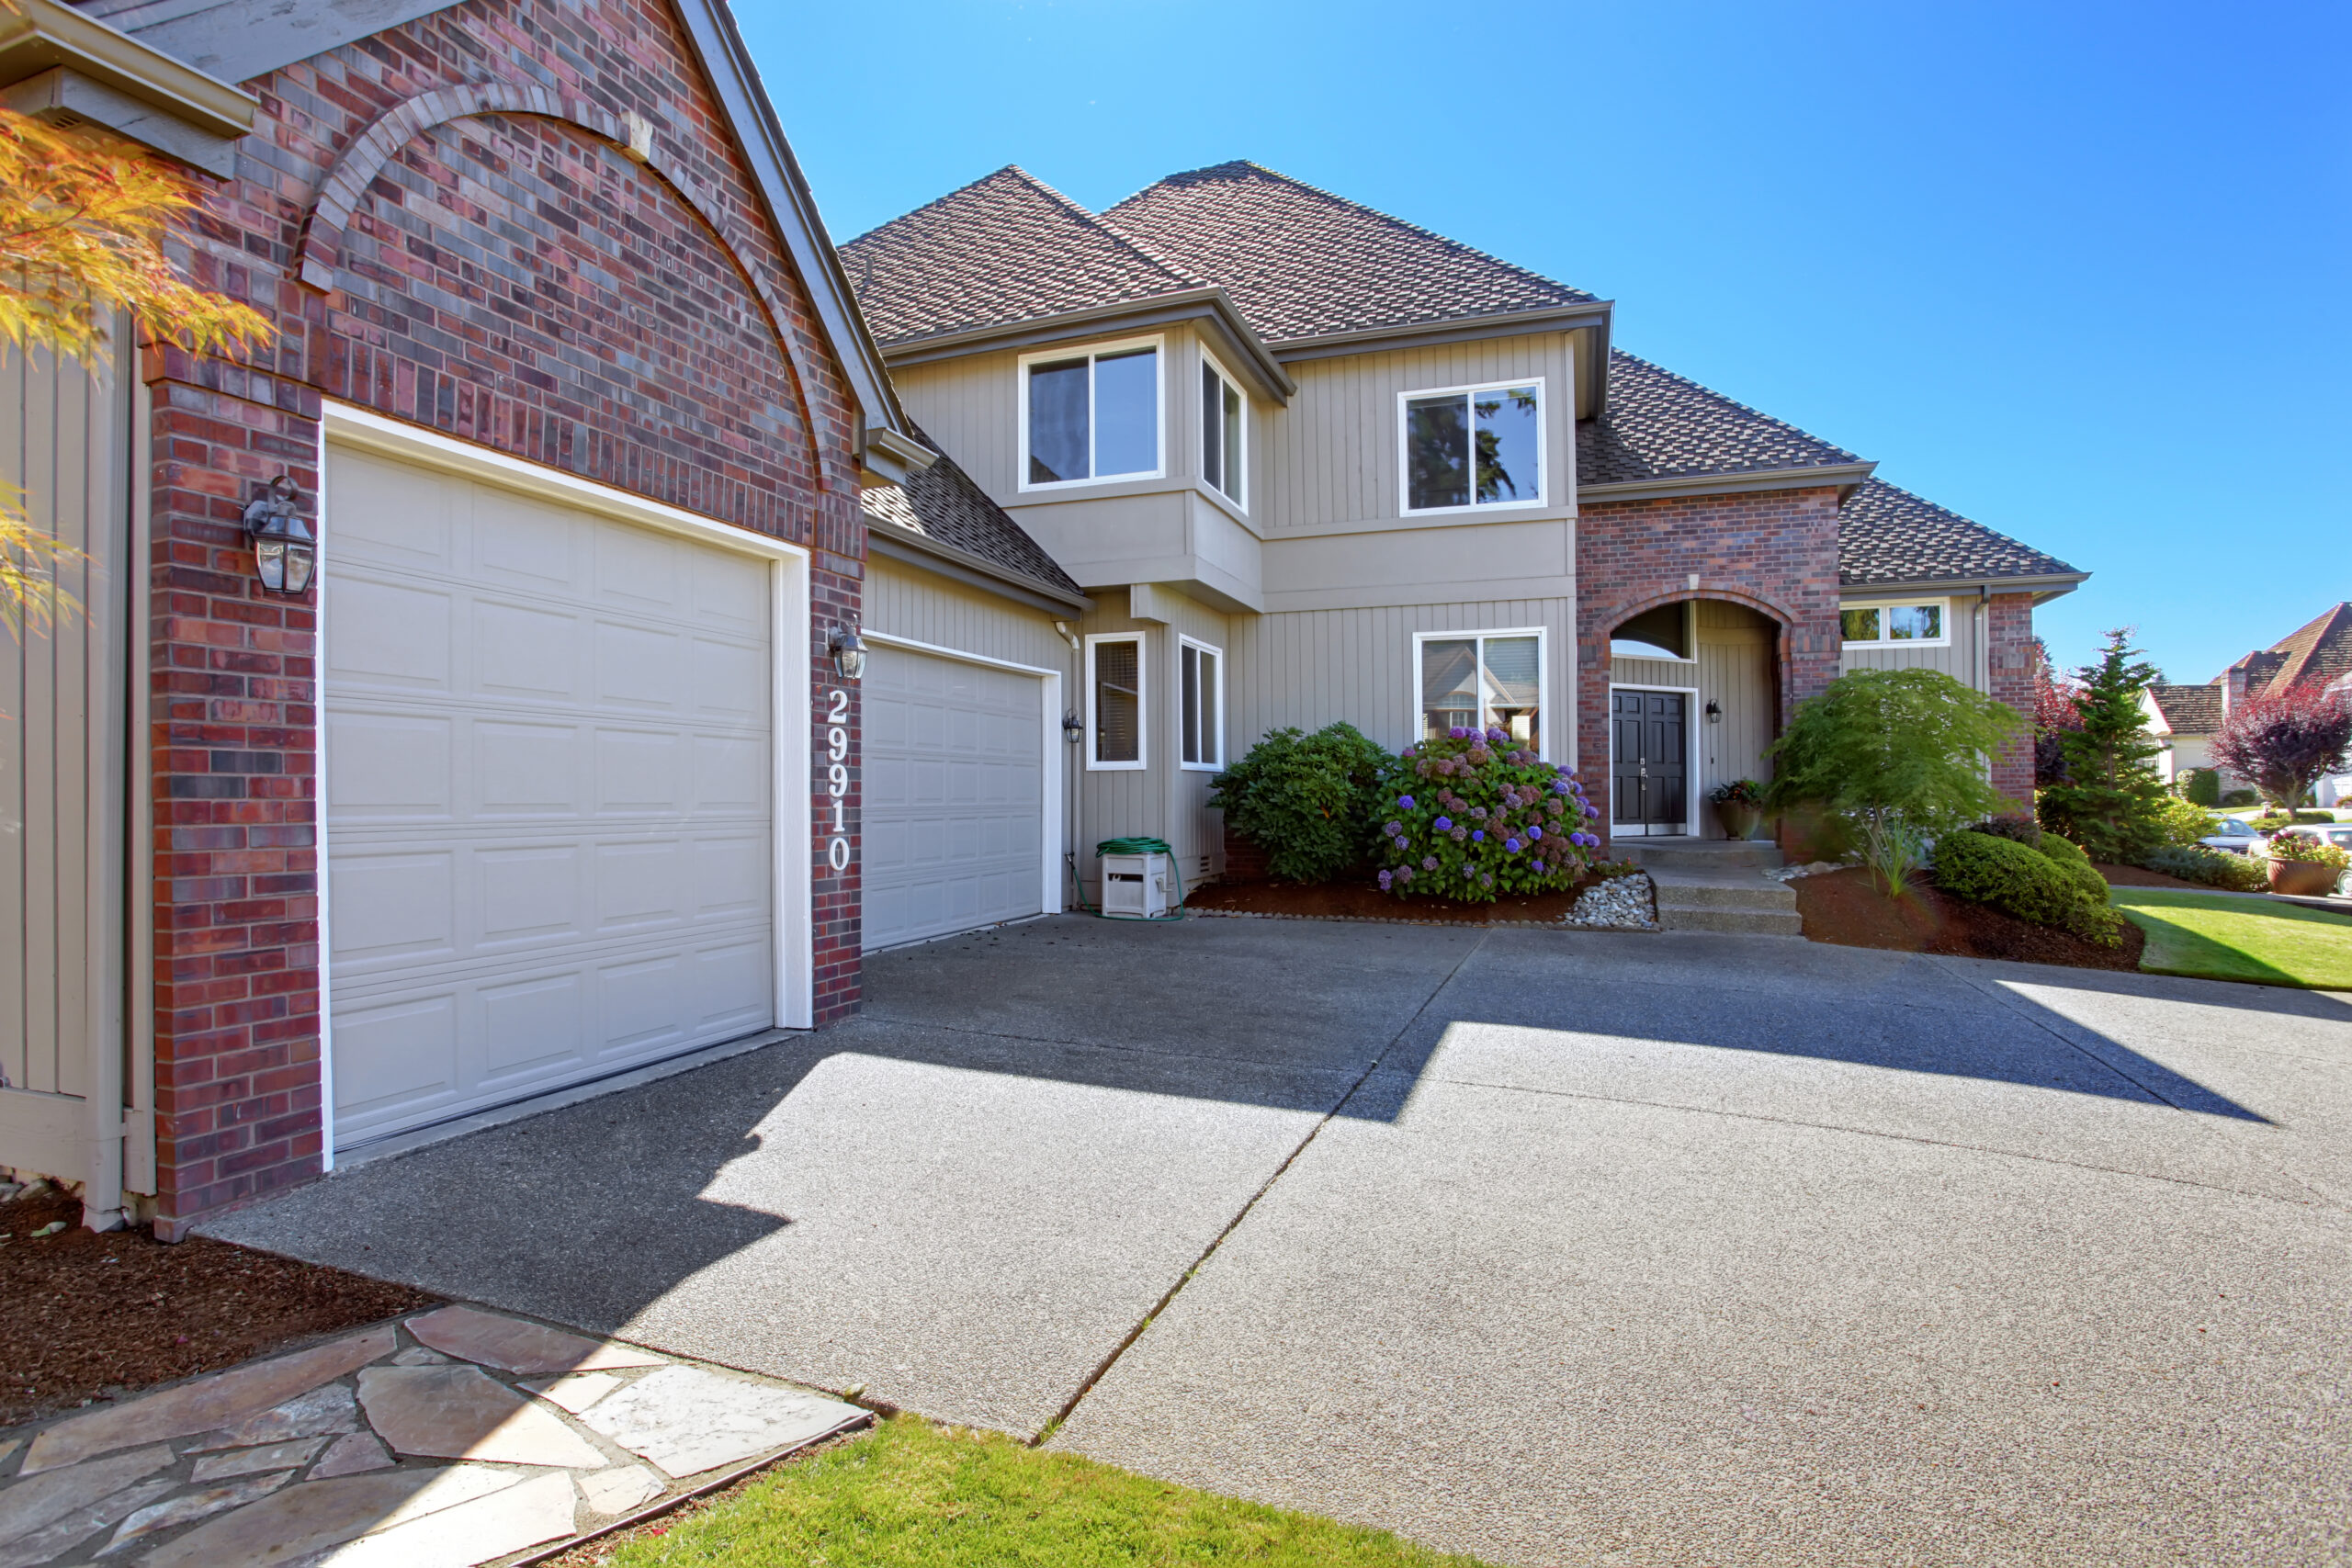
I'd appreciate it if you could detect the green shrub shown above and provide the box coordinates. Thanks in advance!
[2249,809,2334,830]
[1933,829,2122,945]
[1376,725,1600,901]
[2152,795,2219,848]
[2141,845,2268,892]
[2035,833,2113,904]
[1970,813,2043,850]
[2181,767,2222,807]
[2222,789,2259,807]
[1209,723,1391,883]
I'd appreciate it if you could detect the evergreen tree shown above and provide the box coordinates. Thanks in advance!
[2037,630,2169,861]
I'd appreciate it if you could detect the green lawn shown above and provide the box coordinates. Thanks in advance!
[596,1416,1489,1567]
[2113,887,2352,989]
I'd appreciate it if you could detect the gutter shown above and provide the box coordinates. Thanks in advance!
[0,0,254,174]
[1579,459,1877,506]
[1838,570,2090,601]
[876,288,1296,403]
[866,524,1092,615]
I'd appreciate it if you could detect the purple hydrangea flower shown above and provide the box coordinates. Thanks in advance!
[1448,726,1468,739]
[1505,837,1522,852]
[1480,873,1494,887]
[1471,806,1487,819]
[1433,816,1453,830]
[1471,829,1485,842]
[1397,795,1415,810]
[1378,869,1393,891]
[1385,820,1402,837]
[1584,802,1600,818]
[1398,866,1414,883]
[1451,826,1468,841]
[1422,855,1439,871]
[1528,825,1543,840]
[1554,779,1572,795]
[1487,726,1506,742]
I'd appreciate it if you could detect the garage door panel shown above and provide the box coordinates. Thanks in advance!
[332,449,458,570]
[327,447,777,1145]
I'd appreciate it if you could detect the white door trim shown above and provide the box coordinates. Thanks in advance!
[318,402,816,1059]
[863,629,1064,918]
[1606,682,1701,837]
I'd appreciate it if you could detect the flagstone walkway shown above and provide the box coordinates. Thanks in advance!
[0,1303,864,1567]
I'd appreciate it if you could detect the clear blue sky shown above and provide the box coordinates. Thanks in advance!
[741,0,2349,685]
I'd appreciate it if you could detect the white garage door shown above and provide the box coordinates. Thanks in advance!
[863,645,1045,950]
[323,446,776,1145]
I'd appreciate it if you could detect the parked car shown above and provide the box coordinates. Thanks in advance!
[2200,818,2262,854]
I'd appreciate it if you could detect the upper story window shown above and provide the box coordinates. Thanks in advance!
[1023,339,1161,489]
[1201,356,1245,507]
[1399,378,1544,514]
[1840,599,1950,649]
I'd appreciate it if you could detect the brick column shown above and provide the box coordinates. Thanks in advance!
[1986,592,2037,808]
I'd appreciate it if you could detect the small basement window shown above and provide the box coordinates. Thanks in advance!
[1201,358,1245,506]
[1610,603,1693,662]
[1840,600,1950,648]
[1088,634,1145,770]
[1180,637,1223,769]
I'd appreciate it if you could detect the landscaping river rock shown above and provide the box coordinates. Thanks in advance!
[1567,872,1658,930]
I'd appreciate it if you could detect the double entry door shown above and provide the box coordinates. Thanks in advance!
[1611,689,1689,835]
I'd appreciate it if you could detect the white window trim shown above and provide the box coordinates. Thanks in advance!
[1606,682,1702,838]
[1199,347,1248,512]
[1178,634,1226,773]
[1411,626,1550,761]
[1017,334,1166,493]
[1839,595,1954,649]
[1085,631,1148,772]
[1396,376,1547,517]
[1609,601,1698,664]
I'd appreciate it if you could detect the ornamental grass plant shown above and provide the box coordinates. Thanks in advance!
[1376,726,1602,902]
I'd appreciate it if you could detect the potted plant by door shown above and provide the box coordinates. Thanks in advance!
[1711,779,1767,841]
[2263,831,2350,897]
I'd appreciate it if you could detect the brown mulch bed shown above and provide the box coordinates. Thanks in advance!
[2095,861,2203,889]
[0,1185,439,1429]
[1183,870,1607,924]
[1793,866,2146,971]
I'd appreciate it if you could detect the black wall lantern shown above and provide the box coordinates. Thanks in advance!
[829,623,866,681]
[1062,709,1085,744]
[242,475,315,595]
[1704,699,1723,724]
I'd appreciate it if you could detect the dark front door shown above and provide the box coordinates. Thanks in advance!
[1611,690,1688,833]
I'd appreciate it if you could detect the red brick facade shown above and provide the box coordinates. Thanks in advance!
[146,0,866,1233]
[1986,592,2037,807]
[1575,486,1846,849]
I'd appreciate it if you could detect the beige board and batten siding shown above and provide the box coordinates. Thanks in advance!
[1611,601,1777,797]
[1837,592,1984,687]
[0,339,130,1207]
[1076,589,1230,894]
[866,556,1073,672]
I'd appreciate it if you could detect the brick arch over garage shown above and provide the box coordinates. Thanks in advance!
[293,79,845,496]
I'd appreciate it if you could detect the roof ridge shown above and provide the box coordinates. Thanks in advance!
[1107,158,1583,301]
[1611,349,1862,463]
[842,163,1205,290]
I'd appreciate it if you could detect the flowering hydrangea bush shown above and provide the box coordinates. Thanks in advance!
[1374,726,1602,901]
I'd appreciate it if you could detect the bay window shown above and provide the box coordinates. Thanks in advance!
[1201,358,1245,506]
[1023,340,1160,488]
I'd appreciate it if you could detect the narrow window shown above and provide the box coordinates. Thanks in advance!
[1420,631,1543,751]
[1886,604,1941,641]
[1090,636,1144,769]
[1202,361,1244,505]
[1181,639,1222,769]
[1840,602,1950,648]
[1839,607,1882,643]
[1403,381,1542,513]
[1027,343,1160,487]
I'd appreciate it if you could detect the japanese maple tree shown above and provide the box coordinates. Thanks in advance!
[2211,688,2352,815]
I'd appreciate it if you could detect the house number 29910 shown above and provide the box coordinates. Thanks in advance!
[825,688,851,873]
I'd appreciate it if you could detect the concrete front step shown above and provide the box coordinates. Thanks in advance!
[1655,903,1806,936]
[1617,838,1784,873]
[1655,877,1799,912]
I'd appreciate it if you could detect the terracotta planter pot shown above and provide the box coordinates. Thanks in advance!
[1713,800,1763,841]
[2267,857,2342,897]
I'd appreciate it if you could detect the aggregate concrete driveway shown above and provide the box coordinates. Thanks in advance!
[208,916,2352,1567]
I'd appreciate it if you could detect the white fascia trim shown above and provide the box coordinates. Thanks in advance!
[1607,681,1702,834]
[1396,377,1547,518]
[1838,593,1954,650]
[1016,334,1167,496]
[1085,631,1148,772]
[1411,626,1552,763]
[1198,344,1249,515]
[1577,460,1876,505]
[1177,633,1226,773]
[863,629,1058,679]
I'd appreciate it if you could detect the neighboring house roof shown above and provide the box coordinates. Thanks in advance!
[1100,160,1600,344]
[2222,603,2352,697]
[841,165,1206,348]
[1837,477,2084,589]
[1577,351,1860,489]
[2146,682,2225,736]
[861,424,1085,605]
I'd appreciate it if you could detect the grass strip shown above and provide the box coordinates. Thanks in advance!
[2112,887,2352,989]
[590,1414,1491,1567]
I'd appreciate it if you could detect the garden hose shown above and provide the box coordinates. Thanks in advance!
[1071,836,1188,920]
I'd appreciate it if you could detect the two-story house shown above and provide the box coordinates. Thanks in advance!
[841,163,2086,944]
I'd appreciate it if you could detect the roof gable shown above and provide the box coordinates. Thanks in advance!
[841,165,1206,347]
[861,421,1084,603]
[2228,603,2352,695]
[1100,161,1598,344]
[1838,476,2081,588]
[1578,351,1860,488]
[2146,683,2224,736]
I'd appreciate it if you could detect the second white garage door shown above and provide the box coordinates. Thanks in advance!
[323,444,780,1147]
[862,645,1046,951]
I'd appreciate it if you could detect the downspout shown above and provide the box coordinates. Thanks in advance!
[1055,618,1082,907]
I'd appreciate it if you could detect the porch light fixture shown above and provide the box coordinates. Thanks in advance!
[1705,699,1722,724]
[1063,710,1085,744]
[241,475,315,595]
[829,623,866,681]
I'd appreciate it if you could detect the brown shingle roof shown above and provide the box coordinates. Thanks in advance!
[1100,161,1599,343]
[1838,477,2082,587]
[2224,604,2352,697]
[1577,351,1860,487]
[840,166,1205,347]
[860,423,1082,600]
[2147,683,2224,735]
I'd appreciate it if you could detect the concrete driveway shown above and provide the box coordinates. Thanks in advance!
[208,916,2352,1566]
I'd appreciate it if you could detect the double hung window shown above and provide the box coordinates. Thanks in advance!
[1418,630,1544,750]
[1401,379,1544,513]
[1201,358,1245,506]
[1087,635,1145,770]
[1839,600,1950,648]
[1180,638,1223,769]
[1023,340,1160,488]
